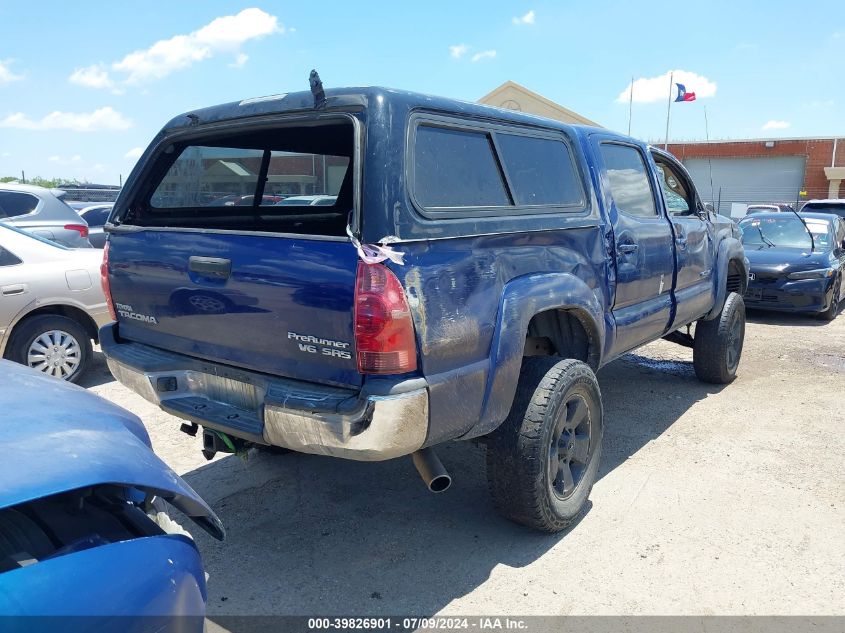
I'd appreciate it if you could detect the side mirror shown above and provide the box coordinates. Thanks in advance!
[704,202,715,214]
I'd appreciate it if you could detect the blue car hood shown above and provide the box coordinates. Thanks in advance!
[0,361,223,540]
[745,245,829,271]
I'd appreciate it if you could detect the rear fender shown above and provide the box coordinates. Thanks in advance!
[704,237,747,320]
[469,272,605,438]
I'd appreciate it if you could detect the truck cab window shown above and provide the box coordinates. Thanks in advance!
[599,143,657,218]
[655,162,692,216]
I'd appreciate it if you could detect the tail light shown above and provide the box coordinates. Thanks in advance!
[354,262,417,374]
[64,223,89,239]
[100,242,116,321]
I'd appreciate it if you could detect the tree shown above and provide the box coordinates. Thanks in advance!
[0,176,82,188]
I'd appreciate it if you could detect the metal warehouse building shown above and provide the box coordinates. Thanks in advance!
[664,137,845,216]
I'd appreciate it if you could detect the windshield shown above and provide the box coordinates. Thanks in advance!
[802,202,845,217]
[739,216,831,251]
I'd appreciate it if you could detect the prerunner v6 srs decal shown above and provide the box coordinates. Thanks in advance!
[288,332,352,359]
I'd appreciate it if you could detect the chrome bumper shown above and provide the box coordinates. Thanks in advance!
[105,351,429,462]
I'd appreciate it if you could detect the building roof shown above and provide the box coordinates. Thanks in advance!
[477,81,600,127]
[668,136,841,145]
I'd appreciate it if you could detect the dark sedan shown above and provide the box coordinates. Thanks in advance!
[739,212,845,319]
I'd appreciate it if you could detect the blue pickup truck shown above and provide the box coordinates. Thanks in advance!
[101,83,748,532]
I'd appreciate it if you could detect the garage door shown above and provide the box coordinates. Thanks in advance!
[683,156,806,216]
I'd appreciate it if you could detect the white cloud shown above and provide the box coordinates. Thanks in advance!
[0,60,23,84]
[70,8,282,88]
[0,107,132,132]
[124,147,144,159]
[229,53,249,68]
[0,152,10,157]
[512,10,535,25]
[617,70,717,103]
[471,50,497,62]
[762,120,790,130]
[69,64,117,91]
[47,154,83,165]
[449,44,469,59]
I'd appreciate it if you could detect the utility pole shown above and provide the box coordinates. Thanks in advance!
[21,170,25,184]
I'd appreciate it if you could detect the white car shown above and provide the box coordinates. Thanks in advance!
[0,223,110,382]
[274,195,337,206]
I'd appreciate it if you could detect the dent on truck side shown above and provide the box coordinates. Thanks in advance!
[398,225,608,446]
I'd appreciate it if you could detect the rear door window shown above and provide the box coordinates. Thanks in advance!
[0,246,22,266]
[599,144,657,218]
[0,192,39,218]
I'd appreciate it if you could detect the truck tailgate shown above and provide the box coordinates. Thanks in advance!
[108,229,361,388]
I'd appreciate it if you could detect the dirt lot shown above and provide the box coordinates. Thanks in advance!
[81,309,845,617]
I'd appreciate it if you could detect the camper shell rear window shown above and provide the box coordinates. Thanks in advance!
[124,118,356,237]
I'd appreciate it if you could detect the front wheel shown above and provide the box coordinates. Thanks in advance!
[486,358,603,532]
[693,291,745,384]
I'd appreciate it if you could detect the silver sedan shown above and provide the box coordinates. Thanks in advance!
[0,223,111,382]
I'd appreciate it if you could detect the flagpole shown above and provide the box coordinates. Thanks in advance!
[627,76,633,136]
[664,71,673,150]
[704,105,715,207]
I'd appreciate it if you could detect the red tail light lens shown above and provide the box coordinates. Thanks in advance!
[100,242,116,321]
[64,223,89,239]
[354,262,417,374]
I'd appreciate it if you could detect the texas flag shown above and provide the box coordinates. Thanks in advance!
[675,83,696,102]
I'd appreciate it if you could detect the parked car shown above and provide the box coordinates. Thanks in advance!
[233,194,285,206]
[78,203,114,248]
[0,184,91,247]
[100,84,747,532]
[739,212,844,319]
[0,223,110,381]
[274,194,337,206]
[745,203,795,215]
[0,359,223,625]
[800,198,845,219]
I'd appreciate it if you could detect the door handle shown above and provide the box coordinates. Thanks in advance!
[675,237,688,247]
[188,256,232,279]
[1,284,26,296]
[617,244,638,254]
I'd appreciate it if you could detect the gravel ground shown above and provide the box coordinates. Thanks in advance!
[81,308,845,618]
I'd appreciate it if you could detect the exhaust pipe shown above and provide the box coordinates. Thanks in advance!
[412,448,452,493]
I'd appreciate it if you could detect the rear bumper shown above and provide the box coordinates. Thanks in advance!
[100,324,429,461]
[744,277,834,313]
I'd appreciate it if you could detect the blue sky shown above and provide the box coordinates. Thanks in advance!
[0,1,843,185]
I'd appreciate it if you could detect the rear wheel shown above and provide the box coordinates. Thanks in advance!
[693,291,745,384]
[819,277,841,321]
[6,314,92,383]
[486,357,603,532]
